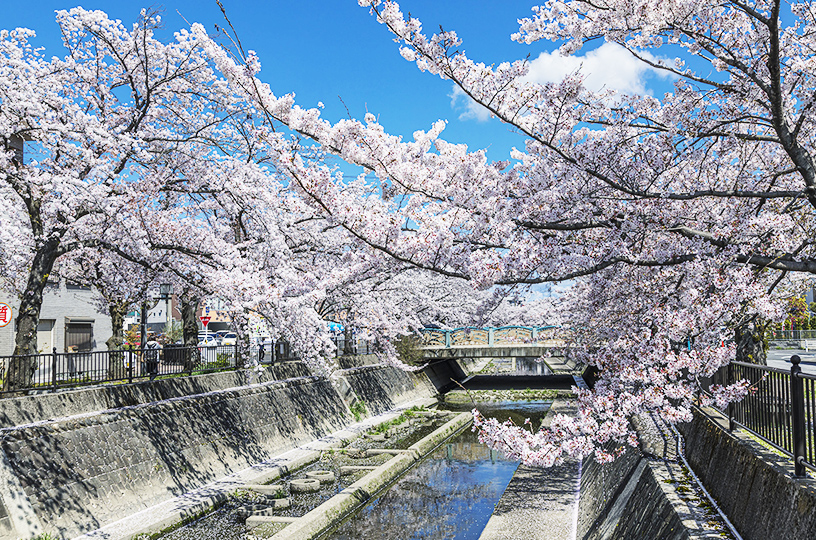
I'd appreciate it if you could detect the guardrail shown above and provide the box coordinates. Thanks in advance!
[330,335,373,355]
[420,325,561,348]
[701,356,816,476]
[0,337,371,396]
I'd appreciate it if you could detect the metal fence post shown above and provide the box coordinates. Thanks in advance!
[791,355,807,477]
[128,346,133,384]
[51,347,58,392]
[727,362,735,432]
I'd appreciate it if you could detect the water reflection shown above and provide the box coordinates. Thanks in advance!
[327,401,551,540]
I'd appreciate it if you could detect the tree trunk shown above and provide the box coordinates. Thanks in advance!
[180,293,200,372]
[106,302,129,379]
[735,318,768,365]
[6,239,61,391]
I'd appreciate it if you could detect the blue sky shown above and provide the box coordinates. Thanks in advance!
[2,1,676,163]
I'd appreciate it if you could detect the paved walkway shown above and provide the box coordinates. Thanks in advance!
[479,398,580,540]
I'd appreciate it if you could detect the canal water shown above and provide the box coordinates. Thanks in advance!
[326,400,552,540]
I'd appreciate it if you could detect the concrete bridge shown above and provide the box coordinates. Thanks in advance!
[419,325,579,392]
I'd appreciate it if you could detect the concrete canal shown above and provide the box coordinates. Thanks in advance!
[0,354,749,540]
[154,400,553,539]
[327,401,552,540]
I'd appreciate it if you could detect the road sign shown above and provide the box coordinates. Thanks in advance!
[205,306,210,315]
[0,303,11,328]
[199,316,211,328]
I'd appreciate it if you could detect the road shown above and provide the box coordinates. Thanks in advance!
[765,348,816,375]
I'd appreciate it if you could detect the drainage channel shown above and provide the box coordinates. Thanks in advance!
[156,401,552,540]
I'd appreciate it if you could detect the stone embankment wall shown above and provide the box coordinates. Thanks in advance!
[578,413,724,540]
[679,407,816,540]
[337,365,437,416]
[0,361,434,539]
[0,361,311,427]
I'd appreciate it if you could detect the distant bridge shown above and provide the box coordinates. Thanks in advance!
[418,325,579,392]
[420,325,563,348]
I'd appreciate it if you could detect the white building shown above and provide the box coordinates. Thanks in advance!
[0,280,113,356]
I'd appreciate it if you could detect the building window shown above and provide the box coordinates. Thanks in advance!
[38,319,55,353]
[65,321,93,352]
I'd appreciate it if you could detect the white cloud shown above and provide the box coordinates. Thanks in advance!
[523,42,671,95]
[450,42,673,121]
[449,85,492,122]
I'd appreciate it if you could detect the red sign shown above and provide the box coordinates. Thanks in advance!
[0,303,10,328]
[199,316,211,328]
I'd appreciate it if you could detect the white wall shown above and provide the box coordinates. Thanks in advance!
[0,282,113,355]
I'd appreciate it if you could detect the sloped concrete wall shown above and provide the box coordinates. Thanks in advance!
[578,414,723,540]
[421,359,468,393]
[577,444,643,537]
[336,364,436,416]
[580,453,705,540]
[678,407,816,540]
[0,363,434,539]
[0,362,311,428]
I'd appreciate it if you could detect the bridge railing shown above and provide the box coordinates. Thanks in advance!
[420,325,561,348]
[701,356,816,476]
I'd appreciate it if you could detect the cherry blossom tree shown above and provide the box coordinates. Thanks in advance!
[198,0,816,463]
[0,7,270,388]
[0,8,361,387]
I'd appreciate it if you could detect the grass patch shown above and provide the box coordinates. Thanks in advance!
[349,399,367,421]
[370,406,423,434]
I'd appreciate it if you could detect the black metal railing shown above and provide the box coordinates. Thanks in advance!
[330,335,373,356]
[0,342,291,396]
[0,337,372,396]
[701,356,816,476]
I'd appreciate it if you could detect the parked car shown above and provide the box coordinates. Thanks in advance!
[197,333,218,346]
[219,332,238,346]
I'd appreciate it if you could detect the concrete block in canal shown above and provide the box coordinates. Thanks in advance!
[365,448,410,457]
[290,478,322,493]
[237,504,268,520]
[306,470,336,484]
[247,515,298,527]
[339,466,378,476]
[263,497,291,509]
[236,497,293,522]
[244,484,287,497]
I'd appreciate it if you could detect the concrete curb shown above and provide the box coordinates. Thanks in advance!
[71,397,437,540]
[266,411,473,540]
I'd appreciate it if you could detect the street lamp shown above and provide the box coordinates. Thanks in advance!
[157,283,173,334]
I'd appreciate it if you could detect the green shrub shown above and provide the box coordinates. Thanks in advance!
[349,399,367,421]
